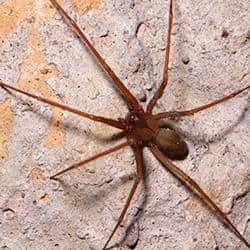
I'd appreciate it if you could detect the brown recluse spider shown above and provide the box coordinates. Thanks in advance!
[0,0,249,249]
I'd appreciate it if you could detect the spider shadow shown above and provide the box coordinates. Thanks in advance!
[51,171,135,214]
[160,99,249,147]
[52,156,149,250]
[60,12,130,110]
[5,88,127,145]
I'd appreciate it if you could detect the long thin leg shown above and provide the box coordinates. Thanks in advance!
[149,143,250,248]
[154,85,250,120]
[147,0,173,113]
[0,81,126,130]
[50,140,134,179]
[49,0,142,112]
[103,144,143,250]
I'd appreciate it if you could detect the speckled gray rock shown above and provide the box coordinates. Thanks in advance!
[0,1,249,250]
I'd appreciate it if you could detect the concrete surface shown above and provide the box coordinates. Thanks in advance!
[0,0,249,249]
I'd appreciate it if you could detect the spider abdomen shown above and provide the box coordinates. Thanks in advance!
[154,128,189,160]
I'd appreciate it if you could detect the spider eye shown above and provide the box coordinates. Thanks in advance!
[127,113,137,122]
[154,128,189,160]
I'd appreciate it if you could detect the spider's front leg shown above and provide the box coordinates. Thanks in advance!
[0,81,126,129]
[147,0,173,113]
[49,0,143,113]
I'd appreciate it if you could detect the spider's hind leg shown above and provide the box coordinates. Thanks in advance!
[103,144,143,250]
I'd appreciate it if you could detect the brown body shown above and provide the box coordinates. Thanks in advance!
[124,111,188,160]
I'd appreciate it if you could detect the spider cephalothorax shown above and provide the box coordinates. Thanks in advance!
[125,111,159,143]
[0,0,249,249]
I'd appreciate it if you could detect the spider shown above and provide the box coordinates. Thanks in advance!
[0,0,249,249]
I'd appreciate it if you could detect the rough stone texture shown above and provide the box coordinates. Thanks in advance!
[0,0,249,250]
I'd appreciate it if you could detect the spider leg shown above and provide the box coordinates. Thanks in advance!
[50,140,133,179]
[49,0,142,112]
[149,143,250,248]
[0,81,125,130]
[147,0,173,113]
[103,144,143,250]
[154,85,250,120]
